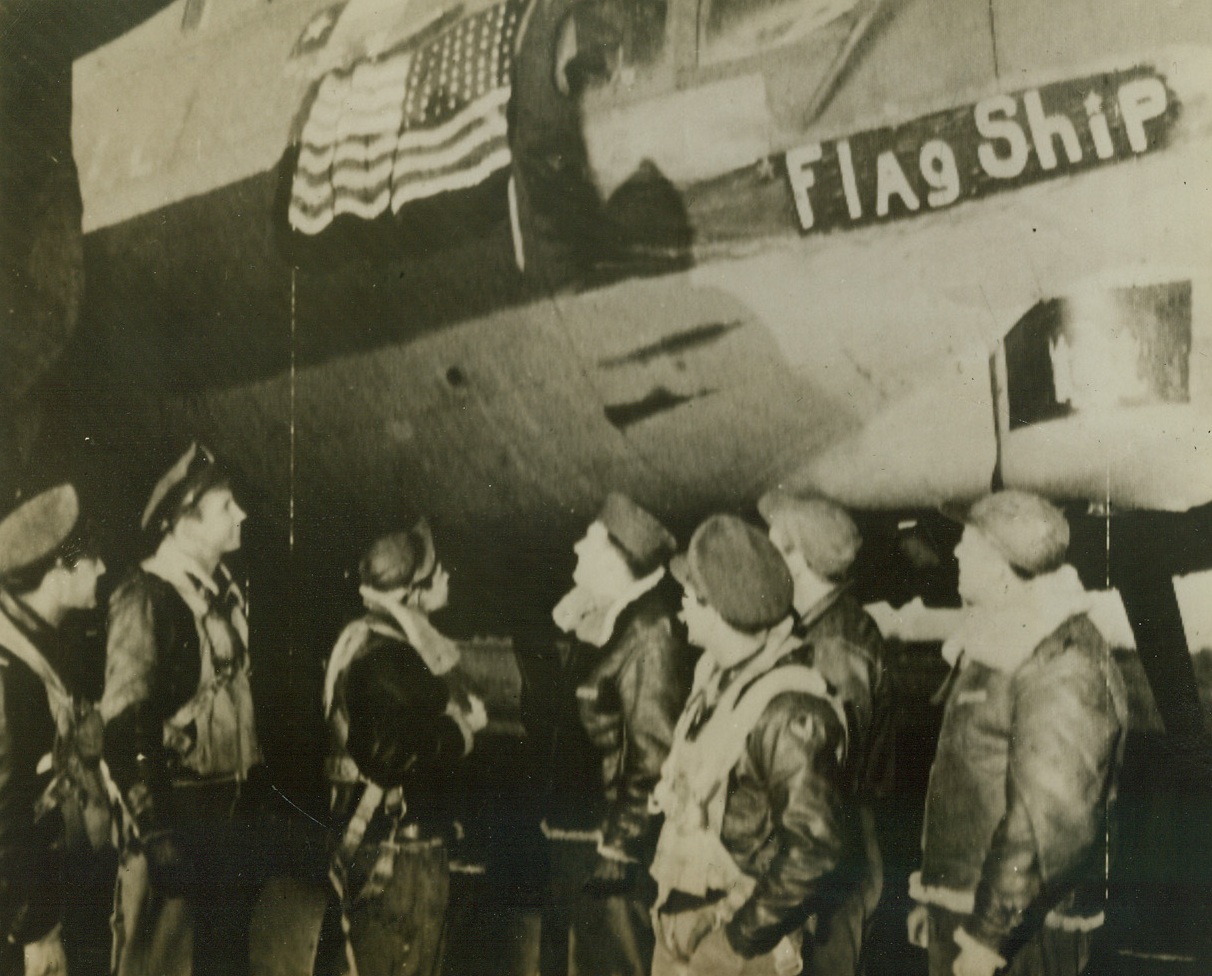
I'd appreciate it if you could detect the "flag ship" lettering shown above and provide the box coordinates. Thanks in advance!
[783,66,1176,233]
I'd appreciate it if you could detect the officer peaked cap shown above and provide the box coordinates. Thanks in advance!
[141,443,228,535]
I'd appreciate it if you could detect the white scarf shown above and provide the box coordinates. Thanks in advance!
[552,568,664,647]
[323,586,461,716]
[942,564,1093,674]
[141,538,249,647]
[141,537,260,779]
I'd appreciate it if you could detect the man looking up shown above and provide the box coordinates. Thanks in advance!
[323,521,487,976]
[910,491,1127,976]
[102,444,262,976]
[758,492,891,974]
[0,485,107,976]
[548,492,693,976]
[650,514,851,975]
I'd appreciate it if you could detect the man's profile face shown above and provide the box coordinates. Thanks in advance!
[572,521,629,595]
[679,582,719,653]
[955,526,1011,607]
[184,487,247,557]
[768,522,812,591]
[61,555,106,611]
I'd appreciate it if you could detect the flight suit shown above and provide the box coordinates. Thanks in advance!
[650,619,853,976]
[325,613,472,976]
[102,546,262,976]
[915,608,1127,976]
[552,574,692,976]
[790,586,892,975]
[0,591,67,976]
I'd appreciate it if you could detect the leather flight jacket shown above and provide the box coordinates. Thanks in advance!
[576,577,694,863]
[651,622,853,958]
[792,587,892,800]
[918,613,1128,957]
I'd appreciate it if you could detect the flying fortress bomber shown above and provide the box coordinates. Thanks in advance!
[51,0,1209,536]
[2,0,1210,672]
[35,0,1208,640]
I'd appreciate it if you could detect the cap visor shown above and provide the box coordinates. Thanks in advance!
[669,552,691,589]
[938,500,973,525]
[410,519,437,583]
[756,490,791,527]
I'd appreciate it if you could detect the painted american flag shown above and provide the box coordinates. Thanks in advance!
[289,0,524,236]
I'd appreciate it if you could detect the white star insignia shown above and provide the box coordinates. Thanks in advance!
[301,10,336,45]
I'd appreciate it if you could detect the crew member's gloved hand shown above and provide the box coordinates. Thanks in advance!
[447,693,489,754]
[952,927,1005,976]
[142,831,193,897]
[24,923,67,976]
[906,903,929,949]
[464,693,488,734]
[582,855,636,897]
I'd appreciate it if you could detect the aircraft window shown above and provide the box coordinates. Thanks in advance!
[553,0,668,96]
[622,0,669,67]
[573,0,669,74]
[699,0,858,65]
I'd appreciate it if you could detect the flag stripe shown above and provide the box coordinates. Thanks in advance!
[393,113,507,178]
[334,189,392,219]
[333,157,396,192]
[391,146,511,211]
[289,188,338,219]
[393,134,510,192]
[332,136,399,169]
[296,145,337,176]
[394,86,510,152]
[290,178,338,205]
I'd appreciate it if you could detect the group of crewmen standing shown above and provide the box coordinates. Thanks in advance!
[0,443,1127,976]
[0,444,259,976]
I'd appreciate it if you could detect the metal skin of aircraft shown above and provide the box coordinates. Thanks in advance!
[0,0,176,406]
[51,0,1211,708]
[59,0,1211,554]
[0,0,1189,795]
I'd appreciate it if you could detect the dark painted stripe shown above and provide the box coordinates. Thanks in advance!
[603,387,713,428]
[597,320,744,369]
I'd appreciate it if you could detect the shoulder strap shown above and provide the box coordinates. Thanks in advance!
[324,618,373,718]
[0,603,72,733]
[686,663,846,801]
[330,782,386,903]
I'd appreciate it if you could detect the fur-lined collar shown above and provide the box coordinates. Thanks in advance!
[942,565,1092,674]
[553,567,665,648]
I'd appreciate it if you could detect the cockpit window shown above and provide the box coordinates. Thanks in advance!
[698,0,858,66]
[622,0,669,67]
[556,0,669,96]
